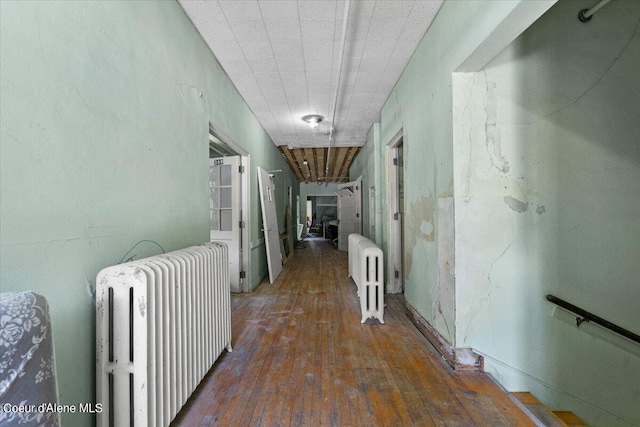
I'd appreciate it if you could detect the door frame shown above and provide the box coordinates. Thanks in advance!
[209,123,251,293]
[387,129,403,294]
[337,176,362,236]
[368,185,375,239]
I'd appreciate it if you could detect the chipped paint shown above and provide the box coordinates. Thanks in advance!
[178,83,206,114]
[536,205,546,215]
[405,197,435,275]
[133,269,145,281]
[439,180,454,198]
[420,220,434,236]
[503,196,528,213]
[138,296,146,317]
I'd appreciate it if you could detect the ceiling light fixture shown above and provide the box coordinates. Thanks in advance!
[302,114,324,129]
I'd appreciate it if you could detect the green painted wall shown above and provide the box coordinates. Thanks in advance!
[0,1,296,425]
[453,1,640,425]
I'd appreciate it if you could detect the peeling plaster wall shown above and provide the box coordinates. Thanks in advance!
[370,0,533,347]
[0,2,296,425]
[453,1,640,425]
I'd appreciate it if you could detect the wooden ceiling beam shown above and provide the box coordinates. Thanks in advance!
[304,148,317,182]
[313,149,319,182]
[335,147,352,183]
[289,148,307,182]
[280,146,305,182]
[279,146,362,184]
[329,147,347,182]
[337,147,359,182]
[330,148,341,181]
[293,149,310,182]
[316,148,326,181]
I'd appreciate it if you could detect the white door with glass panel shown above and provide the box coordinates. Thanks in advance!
[209,156,242,293]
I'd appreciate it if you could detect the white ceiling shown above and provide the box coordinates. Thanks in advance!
[179,0,443,148]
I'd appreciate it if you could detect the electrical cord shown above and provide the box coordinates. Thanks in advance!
[119,240,166,264]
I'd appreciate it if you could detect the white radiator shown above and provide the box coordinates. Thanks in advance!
[348,234,384,324]
[96,242,232,427]
[348,233,368,289]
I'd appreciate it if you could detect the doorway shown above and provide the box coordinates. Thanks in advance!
[209,155,241,292]
[387,130,404,293]
[336,176,362,251]
[208,124,251,293]
[306,199,313,231]
[296,195,303,240]
[369,186,375,239]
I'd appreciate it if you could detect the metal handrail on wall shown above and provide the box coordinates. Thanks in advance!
[546,294,640,345]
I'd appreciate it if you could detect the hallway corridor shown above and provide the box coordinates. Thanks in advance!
[172,240,534,427]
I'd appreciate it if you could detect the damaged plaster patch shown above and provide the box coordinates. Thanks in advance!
[536,205,546,215]
[420,220,434,236]
[503,196,528,213]
[178,83,206,113]
[484,72,510,174]
[405,197,435,275]
[439,180,454,198]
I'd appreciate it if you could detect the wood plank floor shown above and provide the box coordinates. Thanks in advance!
[172,239,534,427]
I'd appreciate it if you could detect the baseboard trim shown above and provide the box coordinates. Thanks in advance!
[404,302,484,371]
[405,301,456,368]
[455,347,484,372]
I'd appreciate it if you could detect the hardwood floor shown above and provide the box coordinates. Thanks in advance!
[172,239,534,427]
